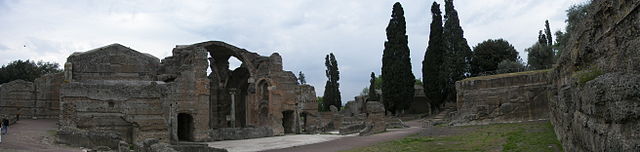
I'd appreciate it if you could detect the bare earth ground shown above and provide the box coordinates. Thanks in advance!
[0,119,83,152]
[258,120,425,152]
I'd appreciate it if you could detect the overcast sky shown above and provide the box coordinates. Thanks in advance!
[0,0,588,104]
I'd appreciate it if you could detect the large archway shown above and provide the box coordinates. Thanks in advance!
[177,113,194,141]
[205,43,255,129]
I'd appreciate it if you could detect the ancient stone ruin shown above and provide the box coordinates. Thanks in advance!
[452,70,551,126]
[0,73,63,120]
[448,0,640,150]
[0,41,320,151]
[548,0,640,151]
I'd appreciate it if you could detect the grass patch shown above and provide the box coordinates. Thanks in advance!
[343,121,562,152]
[46,130,57,136]
[572,68,604,85]
[461,69,551,82]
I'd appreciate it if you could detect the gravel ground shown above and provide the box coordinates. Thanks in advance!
[0,119,83,152]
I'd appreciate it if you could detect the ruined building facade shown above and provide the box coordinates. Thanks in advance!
[1,41,319,149]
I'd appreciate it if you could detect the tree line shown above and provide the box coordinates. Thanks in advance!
[319,0,591,114]
[0,60,62,84]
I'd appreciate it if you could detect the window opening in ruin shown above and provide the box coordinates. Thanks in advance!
[177,113,194,141]
[228,56,242,70]
[282,110,295,134]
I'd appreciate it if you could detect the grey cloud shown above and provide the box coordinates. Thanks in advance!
[0,0,589,104]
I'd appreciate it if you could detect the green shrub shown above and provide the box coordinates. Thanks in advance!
[573,68,604,85]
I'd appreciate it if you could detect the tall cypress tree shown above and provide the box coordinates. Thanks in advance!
[323,53,341,110]
[368,72,379,101]
[422,2,446,113]
[545,20,553,46]
[442,0,471,103]
[382,2,415,115]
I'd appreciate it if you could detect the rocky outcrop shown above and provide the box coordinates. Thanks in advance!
[452,70,551,126]
[549,0,640,151]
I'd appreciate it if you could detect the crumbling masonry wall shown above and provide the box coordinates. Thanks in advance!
[0,80,35,119]
[58,44,172,148]
[182,41,312,137]
[34,73,64,118]
[0,73,65,120]
[549,0,640,151]
[158,44,211,142]
[452,70,551,126]
[56,41,318,149]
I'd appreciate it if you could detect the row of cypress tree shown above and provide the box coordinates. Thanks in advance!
[421,0,472,113]
[375,0,470,115]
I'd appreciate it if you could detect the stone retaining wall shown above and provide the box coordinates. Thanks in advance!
[452,70,551,126]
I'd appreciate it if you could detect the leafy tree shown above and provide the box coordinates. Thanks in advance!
[0,60,62,84]
[382,2,415,115]
[422,1,447,113]
[470,39,519,76]
[322,53,341,110]
[528,20,555,70]
[538,30,548,46]
[298,71,306,84]
[496,59,526,74]
[414,79,423,86]
[566,3,590,36]
[368,72,379,101]
[442,0,471,103]
[317,97,328,112]
[526,43,554,69]
[554,2,591,61]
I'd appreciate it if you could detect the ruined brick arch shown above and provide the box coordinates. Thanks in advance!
[195,41,263,128]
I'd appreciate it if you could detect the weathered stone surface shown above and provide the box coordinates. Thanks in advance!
[452,70,550,126]
[297,84,320,133]
[34,73,64,119]
[339,114,366,135]
[59,81,171,147]
[171,143,228,152]
[66,44,160,82]
[57,126,123,149]
[360,101,386,136]
[208,127,273,140]
[408,85,430,114]
[0,80,35,119]
[549,0,640,151]
[53,41,318,149]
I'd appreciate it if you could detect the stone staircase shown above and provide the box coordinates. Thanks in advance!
[423,106,456,127]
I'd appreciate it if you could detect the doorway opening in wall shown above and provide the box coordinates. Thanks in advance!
[282,110,295,134]
[177,113,193,141]
[300,112,308,133]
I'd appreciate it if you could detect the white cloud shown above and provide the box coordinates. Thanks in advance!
[0,0,588,104]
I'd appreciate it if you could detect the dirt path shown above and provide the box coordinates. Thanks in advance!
[262,120,424,152]
[0,119,82,152]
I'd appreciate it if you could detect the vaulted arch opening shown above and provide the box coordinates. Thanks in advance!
[206,44,253,128]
